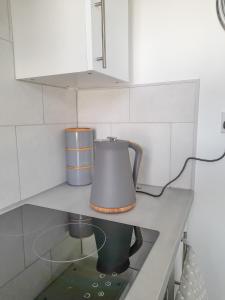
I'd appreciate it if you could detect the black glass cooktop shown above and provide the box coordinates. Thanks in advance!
[0,205,159,300]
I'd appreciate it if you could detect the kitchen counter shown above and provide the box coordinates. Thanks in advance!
[22,183,194,300]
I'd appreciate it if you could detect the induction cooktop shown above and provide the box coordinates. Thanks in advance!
[0,204,159,300]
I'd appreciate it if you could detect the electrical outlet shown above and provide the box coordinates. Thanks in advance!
[221,112,225,133]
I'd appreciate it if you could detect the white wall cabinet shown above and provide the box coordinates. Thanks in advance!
[10,0,129,88]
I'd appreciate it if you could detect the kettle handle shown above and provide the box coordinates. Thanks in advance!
[128,142,143,187]
[129,226,143,257]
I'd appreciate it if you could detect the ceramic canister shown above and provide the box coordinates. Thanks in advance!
[65,128,94,186]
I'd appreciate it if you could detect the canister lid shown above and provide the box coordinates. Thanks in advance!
[65,128,93,132]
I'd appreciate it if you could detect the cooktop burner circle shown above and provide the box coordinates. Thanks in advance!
[32,222,107,264]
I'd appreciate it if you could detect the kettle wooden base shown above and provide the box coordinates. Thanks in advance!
[90,202,135,214]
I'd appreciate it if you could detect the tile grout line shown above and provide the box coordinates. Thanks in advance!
[20,207,27,269]
[0,250,51,290]
[191,124,196,190]
[10,127,27,285]
[169,123,173,182]
[191,80,200,190]
[128,87,131,121]
[78,121,195,125]
[49,250,54,279]
[0,122,78,128]
[10,14,17,82]
[41,85,45,124]
[0,36,12,43]
[14,126,22,202]
[6,0,13,43]
[0,122,195,128]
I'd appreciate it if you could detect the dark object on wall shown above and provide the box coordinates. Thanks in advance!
[217,0,225,30]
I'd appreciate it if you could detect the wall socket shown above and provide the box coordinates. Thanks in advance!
[221,112,225,133]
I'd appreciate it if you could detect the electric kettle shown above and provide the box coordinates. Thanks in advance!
[90,137,142,213]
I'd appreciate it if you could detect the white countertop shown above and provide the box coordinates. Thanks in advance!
[23,183,194,300]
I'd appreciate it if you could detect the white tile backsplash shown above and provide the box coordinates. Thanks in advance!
[0,14,77,206]
[51,235,81,278]
[170,123,195,189]
[43,87,77,124]
[82,235,98,258]
[130,82,197,123]
[0,127,20,209]
[0,2,77,211]
[0,0,197,209]
[111,123,171,186]
[78,82,198,189]
[0,40,44,126]
[0,208,24,287]
[0,0,10,40]
[0,252,52,300]
[22,205,68,266]
[0,205,71,297]
[78,88,129,123]
[16,125,70,199]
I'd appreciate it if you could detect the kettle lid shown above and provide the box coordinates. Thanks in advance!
[94,137,128,145]
[107,137,118,142]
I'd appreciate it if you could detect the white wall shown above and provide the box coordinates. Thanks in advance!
[0,0,77,209]
[130,0,225,299]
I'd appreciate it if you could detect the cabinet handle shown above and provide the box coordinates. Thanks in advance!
[95,0,107,69]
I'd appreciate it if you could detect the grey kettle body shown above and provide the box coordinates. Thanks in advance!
[90,137,142,213]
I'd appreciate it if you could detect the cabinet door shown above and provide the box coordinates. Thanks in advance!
[10,0,88,79]
[91,0,129,82]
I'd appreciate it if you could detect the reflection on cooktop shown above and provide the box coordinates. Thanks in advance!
[0,205,159,300]
[36,258,135,300]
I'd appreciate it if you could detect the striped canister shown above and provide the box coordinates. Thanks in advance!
[65,128,94,186]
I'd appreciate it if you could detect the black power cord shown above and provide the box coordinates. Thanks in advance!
[136,149,225,198]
